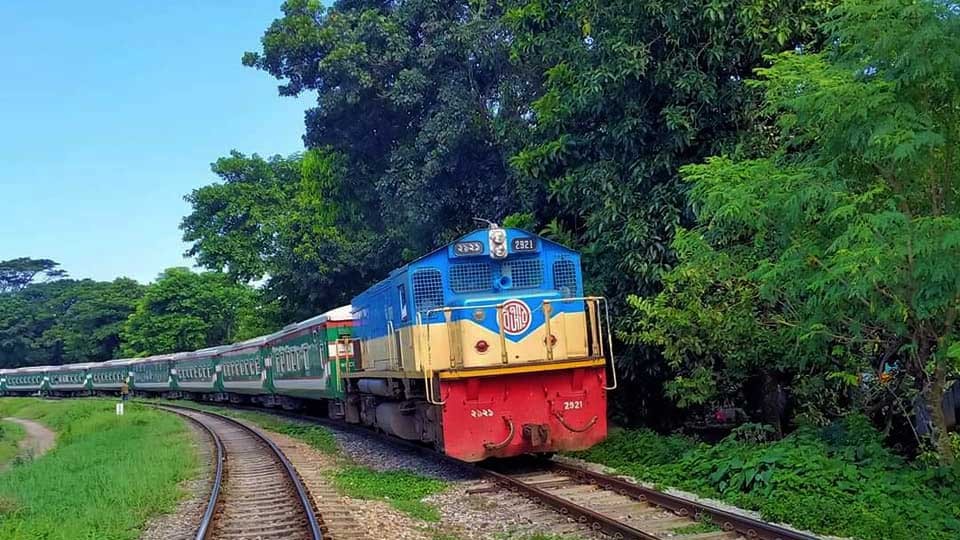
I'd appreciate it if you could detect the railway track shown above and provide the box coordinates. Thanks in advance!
[157,401,820,540]
[157,405,324,540]
[480,460,819,540]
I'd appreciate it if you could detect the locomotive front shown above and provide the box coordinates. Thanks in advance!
[350,225,615,461]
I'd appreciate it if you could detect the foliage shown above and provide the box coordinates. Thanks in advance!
[0,278,145,368]
[241,0,540,257]
[0,398,196,540]
[0,419,26,468]
[331,465,447,521]
[0,258,67,293]
[640,0,960,460]
[182,150,386,322]
[505,0,830,300]
[574,417,960,540]
[120,267,273,356]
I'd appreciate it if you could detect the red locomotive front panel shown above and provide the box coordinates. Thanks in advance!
[439,366,608,462]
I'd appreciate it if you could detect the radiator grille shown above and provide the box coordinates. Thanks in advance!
[553,259,577,295]
[412,269,444,313]
[450,263,492,293]
[503,258,543,289]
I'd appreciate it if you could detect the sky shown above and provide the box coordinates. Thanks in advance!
[0,1,311,284]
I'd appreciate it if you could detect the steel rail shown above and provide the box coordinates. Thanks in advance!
[157,406,224,540]
[545,461,819,540]
[154,404,325,540]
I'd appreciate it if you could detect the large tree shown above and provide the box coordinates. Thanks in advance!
[0,278,145,368]
[121,268,275,356]
[242,0,539,254]
[642,0,960,461]
[182,150,385,321]
[0,257,67,293]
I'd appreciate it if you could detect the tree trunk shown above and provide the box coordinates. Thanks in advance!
[927,361,955,464]
[759,369,785,438]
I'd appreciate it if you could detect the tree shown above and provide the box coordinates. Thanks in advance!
[653,0,960,462]
[0,257,67,293]
[0,278,145,368]
[506,0,829,301]
[182,150,386,321]
[121,268,275,356]
[242,0,539,255]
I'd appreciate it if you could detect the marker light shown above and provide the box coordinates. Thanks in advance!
[475,340,490,353]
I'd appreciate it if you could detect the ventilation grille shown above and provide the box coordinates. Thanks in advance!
[553,259,577,295]
[504,259,543,289]
[450,263,492,293]
[412,269,444,313]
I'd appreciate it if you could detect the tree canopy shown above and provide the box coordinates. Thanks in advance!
[0,257,67,293]
[0,278,144,368]
[634,0,960,461]
[120,267,276,357]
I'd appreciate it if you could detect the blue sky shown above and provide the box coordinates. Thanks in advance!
[0,1,309,283]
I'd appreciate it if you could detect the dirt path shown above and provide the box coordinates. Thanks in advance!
[3,417,56,461]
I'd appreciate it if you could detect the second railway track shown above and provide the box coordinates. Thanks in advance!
[158,405,324,540]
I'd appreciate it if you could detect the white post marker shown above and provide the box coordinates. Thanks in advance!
[116,402,125,416]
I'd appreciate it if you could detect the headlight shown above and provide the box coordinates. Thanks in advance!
[489,228,507,259]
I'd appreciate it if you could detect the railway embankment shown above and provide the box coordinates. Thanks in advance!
[0,398,198,540]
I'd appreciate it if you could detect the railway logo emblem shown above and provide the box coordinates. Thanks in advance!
[501,299,532,335]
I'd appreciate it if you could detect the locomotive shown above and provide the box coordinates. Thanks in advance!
[0,226,616,462]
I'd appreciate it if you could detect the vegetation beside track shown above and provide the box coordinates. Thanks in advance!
[573,417,960,540]
[0,398,198,540]
[0,419,26,466]
[331,465,446,521]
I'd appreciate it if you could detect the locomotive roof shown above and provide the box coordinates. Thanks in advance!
[353,227,576,301]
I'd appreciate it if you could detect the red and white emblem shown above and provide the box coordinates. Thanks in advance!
[500,299,532,335]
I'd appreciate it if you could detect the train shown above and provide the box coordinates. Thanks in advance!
[0,226,616,462]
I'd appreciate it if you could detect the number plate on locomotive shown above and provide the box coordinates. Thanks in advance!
[511,237,538,252]
[453,241,484,256]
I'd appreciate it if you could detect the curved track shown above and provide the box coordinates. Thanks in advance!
[186,403,820,540]
[158,405,324,540]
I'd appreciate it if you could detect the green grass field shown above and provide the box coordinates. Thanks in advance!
[0,419,26,467]
[0,398,198,540]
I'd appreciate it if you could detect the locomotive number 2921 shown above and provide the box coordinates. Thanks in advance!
[563,400,584,410]
[470,408,494,418]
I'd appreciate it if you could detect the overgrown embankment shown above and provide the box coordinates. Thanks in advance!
[0,398,197,540]
[0,419,26,467]
[573,417,960,540]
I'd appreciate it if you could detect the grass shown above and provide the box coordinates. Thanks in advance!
[0,397,198,540]
[572,415,960,540]
[0,419,26,467]
[330,465,447,521]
